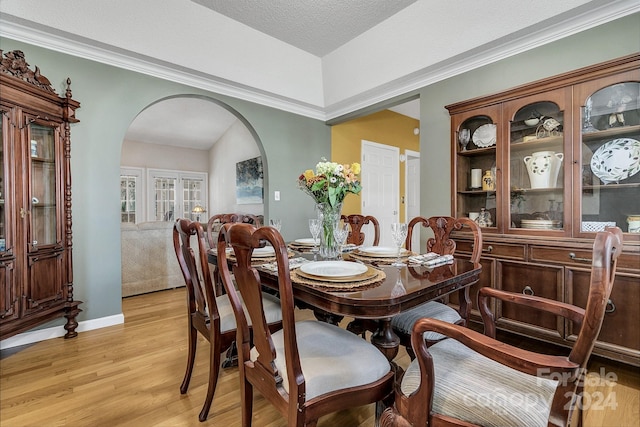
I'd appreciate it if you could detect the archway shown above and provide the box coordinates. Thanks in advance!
[119,95,265,297]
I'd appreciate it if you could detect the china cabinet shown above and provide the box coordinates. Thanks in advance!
[446,54,640,366]
[0,50,81,340]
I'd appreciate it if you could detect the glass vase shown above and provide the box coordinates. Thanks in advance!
[316,202,342,259]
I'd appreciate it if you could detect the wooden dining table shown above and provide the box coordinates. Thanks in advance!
[208,249,481,361]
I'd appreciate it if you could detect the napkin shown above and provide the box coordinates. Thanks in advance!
[408,253,454,267]
[259,257,310,272]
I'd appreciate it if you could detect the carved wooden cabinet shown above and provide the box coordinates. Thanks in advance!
[0,50,81,340]
[447,54,640,366]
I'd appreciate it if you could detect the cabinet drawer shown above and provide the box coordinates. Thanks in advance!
[456,240,525,260]
[531,246,640,272]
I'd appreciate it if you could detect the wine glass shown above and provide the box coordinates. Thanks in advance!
[308,218,321,260]
[333,222,350,259]
[458,128,471,152]
[269,218,282,232]
[390,222,408,267]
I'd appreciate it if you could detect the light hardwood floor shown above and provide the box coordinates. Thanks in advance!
[1,287,638,426]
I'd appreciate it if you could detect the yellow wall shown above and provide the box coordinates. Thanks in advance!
[331,110,420,219]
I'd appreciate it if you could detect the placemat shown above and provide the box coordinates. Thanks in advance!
[225,250,295,265]
[348,250,416,265]
[290,267,386,291]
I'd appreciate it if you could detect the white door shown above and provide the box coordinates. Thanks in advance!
[361,140,399,247]
[405,150,421,251]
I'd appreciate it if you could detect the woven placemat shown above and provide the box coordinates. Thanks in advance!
[288,243,315,253]
[290,268,386,291]
[225,250,295,265]
[348,251,416,265]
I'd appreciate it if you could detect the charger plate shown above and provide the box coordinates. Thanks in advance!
[297,264,377,283]
[290,267,385,291]
[356,246,409,257]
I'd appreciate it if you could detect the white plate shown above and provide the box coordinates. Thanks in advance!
[590,138,640,184]
[299,261,368,278]
[358,246,404,257]
[252,246,275,257]
[293,238,316,246]
[472,124,497,148]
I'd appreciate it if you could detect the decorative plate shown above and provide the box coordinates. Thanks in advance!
[590,138,640,184]
[472,124,497,148]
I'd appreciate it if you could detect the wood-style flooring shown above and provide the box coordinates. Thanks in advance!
[1,287,638,426]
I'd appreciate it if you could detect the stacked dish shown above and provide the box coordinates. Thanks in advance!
[521,219,562,230]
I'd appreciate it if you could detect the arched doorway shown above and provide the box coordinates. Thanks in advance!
[119,95,264,297]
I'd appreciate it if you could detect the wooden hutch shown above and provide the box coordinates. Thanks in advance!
[446,54,640,366]
[0,50,82,340]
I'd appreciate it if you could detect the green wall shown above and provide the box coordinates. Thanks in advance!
[1,12,638,331]
[0,38,330,326]
[418,13,640,220]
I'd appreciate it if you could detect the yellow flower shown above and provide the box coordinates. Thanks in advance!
[303,169,315,180]
[351,162,360,175]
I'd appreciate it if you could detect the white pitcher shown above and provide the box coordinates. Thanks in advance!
[524,151,564,189]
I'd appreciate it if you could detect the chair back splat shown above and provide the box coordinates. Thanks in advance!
[341,214,380,246]
[217,222,394,427]
[381,227,623,427]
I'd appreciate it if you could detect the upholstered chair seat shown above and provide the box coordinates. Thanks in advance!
[251,320,391,401]
[401,338,558,427]
[391,301,461,342]
[217,292,281,333]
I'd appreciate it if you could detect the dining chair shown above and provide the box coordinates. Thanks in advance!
[206,213,261,295]
[391,216,482,357]
[216,222,395,427]
[341,214,380,246]
[381,227,623,427]
[173,218,282,422]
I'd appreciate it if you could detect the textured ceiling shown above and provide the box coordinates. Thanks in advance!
[192,0,418,56]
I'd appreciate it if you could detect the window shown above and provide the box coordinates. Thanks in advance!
[148,169,207,222]
[120,167,143,223]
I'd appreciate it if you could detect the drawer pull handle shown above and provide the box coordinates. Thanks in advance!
[605,299,616,314]
[568,252,591,263]
[522,286,534,296]
[470,244,492,253]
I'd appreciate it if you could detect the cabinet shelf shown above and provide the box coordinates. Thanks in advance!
[511,187,564,193]
[457,146,496,157]
[510,135,563,152]
[458,190,496,195]
[583,182,640,190]
[581,124,640,142]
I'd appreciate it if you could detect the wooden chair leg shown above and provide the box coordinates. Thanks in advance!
[180,325,197,394]
[198,341,222,422]
[241,373,253,427]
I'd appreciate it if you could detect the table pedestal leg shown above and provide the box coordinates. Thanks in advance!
[371,318,399,361]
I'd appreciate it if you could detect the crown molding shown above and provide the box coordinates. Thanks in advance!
[324,0,640,121]
[0,16,326,121]
[1,0,638,123]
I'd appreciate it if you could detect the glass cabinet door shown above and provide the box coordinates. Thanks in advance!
[453,105,500,230]
[0,115,5,252]
[29,123,59,249]
[576,78,640,238]
[505,89,570,234]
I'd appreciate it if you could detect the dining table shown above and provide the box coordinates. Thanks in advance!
[208,245,482,361]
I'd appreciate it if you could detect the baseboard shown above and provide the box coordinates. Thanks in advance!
[0,313,125,350]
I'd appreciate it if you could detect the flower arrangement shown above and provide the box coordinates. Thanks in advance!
[298,159,362,207]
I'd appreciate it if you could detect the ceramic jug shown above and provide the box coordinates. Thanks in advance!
[524,151,564,189]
